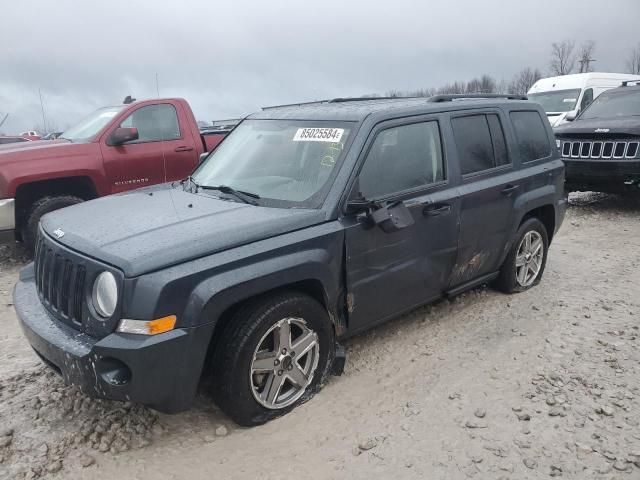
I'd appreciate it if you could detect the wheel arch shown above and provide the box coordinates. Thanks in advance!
[521,204,555,243]
[512,185,557,242]
[14,176,98,236]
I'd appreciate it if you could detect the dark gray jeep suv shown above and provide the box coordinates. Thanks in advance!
[14,95,566,426]
[556,81,640,194]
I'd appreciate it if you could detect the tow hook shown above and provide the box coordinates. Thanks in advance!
[331,342,346,376]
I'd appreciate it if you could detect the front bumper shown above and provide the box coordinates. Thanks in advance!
[564,159,640,192]
[13,264,214,413]
[0,198,15,242]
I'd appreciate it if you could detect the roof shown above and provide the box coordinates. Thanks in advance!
[602,83,640,95]
[249,96,535,122]
[529,73,640,93]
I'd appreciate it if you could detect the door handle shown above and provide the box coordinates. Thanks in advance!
[423,204,451,217]
[174,145,194,152]
[501,184,519,196]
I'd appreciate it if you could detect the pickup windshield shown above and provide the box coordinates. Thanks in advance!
[61,106,124,142]
[579,90,640,119]
[193,120,353,208]
[528,89,581,113]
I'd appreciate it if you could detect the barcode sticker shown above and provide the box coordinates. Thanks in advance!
[293,128,344,142]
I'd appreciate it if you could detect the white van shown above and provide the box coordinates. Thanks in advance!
[527,72,640,127]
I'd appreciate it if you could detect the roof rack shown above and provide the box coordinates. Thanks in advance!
[262,96,419,110]
[327,96,418,103]
[262,100,329,110]
[427,93,528,103]
[621,80,640,87]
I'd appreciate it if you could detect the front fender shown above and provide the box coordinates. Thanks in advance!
[192,248,341,328]
[123,222,345,331]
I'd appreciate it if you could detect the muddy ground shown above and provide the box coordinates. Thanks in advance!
[1,193,639,480]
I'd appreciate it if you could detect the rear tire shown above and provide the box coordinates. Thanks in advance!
[495,217,549,293]
[211,292,333,426]
[21,195,84,251]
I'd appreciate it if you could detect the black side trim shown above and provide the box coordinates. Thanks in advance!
[445,271,499,297]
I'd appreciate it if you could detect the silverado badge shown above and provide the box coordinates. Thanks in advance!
[53,228,65,239]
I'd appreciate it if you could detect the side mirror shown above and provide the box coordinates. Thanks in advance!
[347,199,414,233]
[108,127,139,146]
[345,198,374,214]
[564,112,577,122]
[199,152,209,165]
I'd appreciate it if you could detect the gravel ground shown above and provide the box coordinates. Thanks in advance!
[1,192,639,480]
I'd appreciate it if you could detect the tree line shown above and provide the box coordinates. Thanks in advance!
[378,40,640,98]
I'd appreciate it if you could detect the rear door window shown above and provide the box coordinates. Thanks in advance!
[509,111,551,162]
[452,114,510,175]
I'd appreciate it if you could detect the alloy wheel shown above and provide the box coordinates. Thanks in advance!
[515,230,544,287]
[249,317,320,409]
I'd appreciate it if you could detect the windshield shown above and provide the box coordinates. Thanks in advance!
[528,89,581,113]
[61,106,124,142]
[192,119,354,208]
[580,90,640,119]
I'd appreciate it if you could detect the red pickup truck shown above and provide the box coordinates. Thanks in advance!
[0,98,229,250]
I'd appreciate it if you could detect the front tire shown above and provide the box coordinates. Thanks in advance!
[21,195,84,251]
[211,292,333,426]
[495,217,549,293]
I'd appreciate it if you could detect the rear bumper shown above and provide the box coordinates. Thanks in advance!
[0,198,15,242]
[564,159,640,192]
[13,264,214,413]
[555,196,567,235]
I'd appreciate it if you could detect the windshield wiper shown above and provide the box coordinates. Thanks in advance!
[199,184,260,205]
[181,175,200,192]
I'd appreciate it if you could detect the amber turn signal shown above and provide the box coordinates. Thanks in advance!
[116,315,177,335]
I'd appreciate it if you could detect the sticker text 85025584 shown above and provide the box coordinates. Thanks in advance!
[293,128,344,142]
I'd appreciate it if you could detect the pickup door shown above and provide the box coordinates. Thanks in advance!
[100,102,200,193]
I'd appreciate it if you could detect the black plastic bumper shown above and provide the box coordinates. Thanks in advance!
[564,159,640,192]
[13,264,214,413]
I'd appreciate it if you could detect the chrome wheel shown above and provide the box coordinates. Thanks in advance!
[250,317,320,410]
[515,230,544,287]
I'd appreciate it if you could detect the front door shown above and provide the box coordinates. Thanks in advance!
[101,103,187,193]
[343,118,460,334]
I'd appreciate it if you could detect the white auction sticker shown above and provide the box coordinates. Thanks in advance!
[293,127,344,142]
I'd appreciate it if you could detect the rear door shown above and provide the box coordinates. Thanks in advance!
[343,117,460,333]
[449,110,524,287]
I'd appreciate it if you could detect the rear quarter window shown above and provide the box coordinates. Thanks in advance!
[509,111,551,162]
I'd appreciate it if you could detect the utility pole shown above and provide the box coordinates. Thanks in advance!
[38,89,47,134]
[579,57,596,73]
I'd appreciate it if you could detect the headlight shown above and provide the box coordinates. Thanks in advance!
[92,271,118,318]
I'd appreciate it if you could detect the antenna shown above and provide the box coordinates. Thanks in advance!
[0,113,8,130]
[155,73,160,98]
[39,89,47,134]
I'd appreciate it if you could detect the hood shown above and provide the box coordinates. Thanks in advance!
[0,138,71,154]
[554,116,640,138]
[0,140,98,197]
[40,185,327,276]
[0,139,94,168]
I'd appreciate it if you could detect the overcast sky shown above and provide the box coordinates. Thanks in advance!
[1,0,639,133]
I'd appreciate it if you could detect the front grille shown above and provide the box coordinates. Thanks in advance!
[34,234,86,326]
[561,140,639,160]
